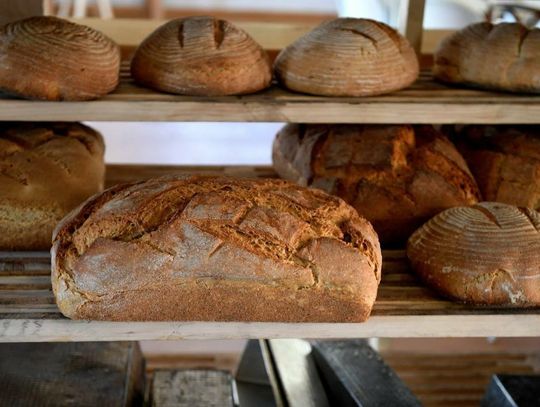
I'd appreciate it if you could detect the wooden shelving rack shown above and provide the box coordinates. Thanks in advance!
[0,2,539,344]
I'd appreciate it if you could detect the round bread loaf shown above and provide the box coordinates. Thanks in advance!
[407,202,540,306]
[433,22,540,93]
[0,122,105,250]
[274,18,419,96]
[131,16,272,96]
[272,124,480,245]
[453,125,540,209]
[52,176,381,322]
[0,16,120,101]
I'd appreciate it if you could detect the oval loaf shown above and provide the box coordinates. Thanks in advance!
[433,22,540,93]
[272,124,480,245]
[274,18,419,96]
[407,202,540,306]
[0,16,120,100]
[52,176,382,322]
[0,122,105,250]
[131,16,272,96]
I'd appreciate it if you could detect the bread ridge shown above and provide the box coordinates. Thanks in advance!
[0,16,120,100]
[0,122,105,250]
[407,202,540,306]
[272,124,480,245]
[52,175,382,322]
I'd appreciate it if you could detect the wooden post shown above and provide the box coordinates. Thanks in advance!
[398,0,426,55]
[0,0,45,26]
[146,0,164,19]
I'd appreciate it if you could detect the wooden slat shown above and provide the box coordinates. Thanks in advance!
[1,68,540,123]
[384,352,540,407]
[0,164,538,341]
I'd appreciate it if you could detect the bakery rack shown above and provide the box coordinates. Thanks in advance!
[1,2,540,342]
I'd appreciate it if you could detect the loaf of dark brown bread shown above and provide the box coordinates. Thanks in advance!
[272,124,481,245]
[274,18,419,96]
[433,22,540,93]
[407,202,540,306]
[0,122,105,250]
[0,16,120,100]
[453,125,540,209]
[131,16,272,96]
[52,176,382,322]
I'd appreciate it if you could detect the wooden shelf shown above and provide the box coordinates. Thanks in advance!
[1,68,540,123]
[0,164,539,342]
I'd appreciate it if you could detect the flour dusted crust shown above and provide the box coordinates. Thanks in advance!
[131,16,272,96]
[0,122,105,250]
[407,202,540,306]
[434,22,540,93]
[0,16,120,100]
[52,176,382,322]
[274,18,419,96]
[272,124,480,245]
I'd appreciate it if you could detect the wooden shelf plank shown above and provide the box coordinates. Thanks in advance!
[0,164,538,341]
[1,70,540,123]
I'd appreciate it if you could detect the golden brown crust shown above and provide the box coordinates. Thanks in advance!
[407,202,540,306]
[131,16,272,96]
[433,22,540,93]
[51,176,382,322]
[0,122,105,250]
[0,16,120,101]
[454,125,540,209]
[272,124,480,245]
[274,18,419,96]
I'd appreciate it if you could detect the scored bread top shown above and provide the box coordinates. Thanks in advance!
[274,18,419,96]
[131,16,272,95]
[433,22,540,92]
[52,176,382,319]
[272,124,480,245]
[407,202,540,306]
[0,16,120,100]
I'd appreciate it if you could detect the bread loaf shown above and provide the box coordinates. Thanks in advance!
[274,18,419,96]
[0,16,120,100]
[453,125,540,209]
[0,122,105,250]
[51,176,382,322]
[131,16,272,96]
[433,22,540,93]
[407,202,540,306]
[272,124,480,245]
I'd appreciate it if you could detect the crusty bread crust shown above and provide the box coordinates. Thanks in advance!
[274,18,419,96]
[0,122,105,250]
[407,202,540,306]
[52,176,382,322]
[434,22,540,93]
[131,16,272,96]
[0,16,120,101]
[272,124,480,245]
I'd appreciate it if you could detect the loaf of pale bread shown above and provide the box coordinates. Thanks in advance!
[434,22,540,93]
[131,16,272,96]
[0,16,120,100]
[274,18,419,96]
[0,122,105,250]
[408,202,540,306]
[52,176,382,322]
[272,124,480,245]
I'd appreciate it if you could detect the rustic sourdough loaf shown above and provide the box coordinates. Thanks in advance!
[407,202,540,306]
[51,176,382,322]
[131,16,272,96]
[452,125,540,209]
[433,22,540,92]
[0,16,120,100]
[274,18,419,96]
[0,122,105,250]
[272,124,480,245]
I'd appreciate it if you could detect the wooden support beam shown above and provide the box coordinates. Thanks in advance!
[398,0,427,55]
[0,0,45,26]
